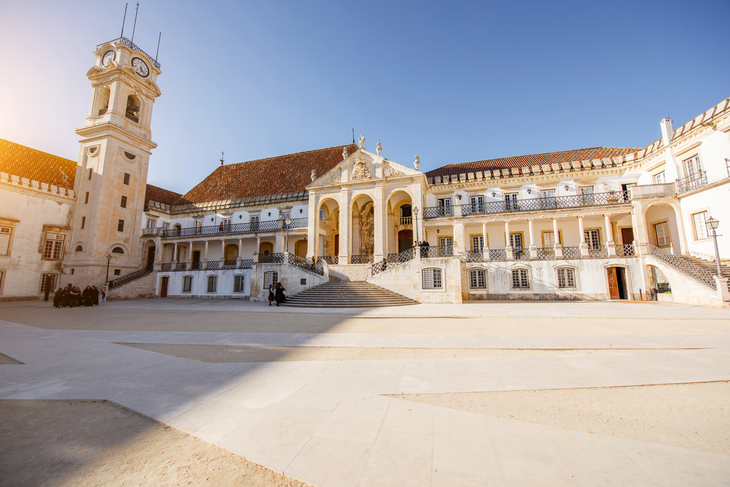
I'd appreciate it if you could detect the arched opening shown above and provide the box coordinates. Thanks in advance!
[111,246,124,254]
[294,239,307,258]
[98,87,110,116]
[351,195,375,260]
[647,264,671,298]
[224,244,238,261]
[125,95,140,123]
[75,245,83,253]
[387,190,413,254]
[644,203,682,254]
[259,242,273,255]
[318,198,340,259]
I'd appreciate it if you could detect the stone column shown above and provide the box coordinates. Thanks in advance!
[482,222,490,260]
[220,239,225,268]
[528,219,537,259]
[552,218,563,258]
[578,216,588,257]
[374,187,385,260]
[631,200,648,256]
[505,220,513,260]
[237,238,242,267]
[173,242,178,266]
[339,189,350,263]
[307,198,318,259]
[605,214,616,256]
[204,240,209,269]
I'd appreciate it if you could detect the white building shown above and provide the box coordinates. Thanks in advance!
[1,36,729,306]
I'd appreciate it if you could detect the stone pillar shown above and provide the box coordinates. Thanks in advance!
[173,242,178,265]
[237,238,242,266]
[374,187,385,260]
[505,220,513,260]
[578,216,588,257]
[482,222,490,260]
[204,240,209,268]
[552,218,563,258]
[528,219,537,259]
[715,276,730,302]
[188,241,193,263]
[307,198,318,259]
[339,189,351,262]
[220,239,225,268]
[453,221,466,256]
[605,214,616,256]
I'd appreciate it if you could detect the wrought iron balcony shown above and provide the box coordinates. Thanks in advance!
[423,191,630,219]
[676,171,708,195]
[97,37,161,68]
[161,218,307,239]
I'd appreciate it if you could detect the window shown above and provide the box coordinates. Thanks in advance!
[123,173,130,185]
[470,196,484,213]
[422,268,443,289]
[471,235,484,252]
[0,227,12,255]
[146,219,156,229]
[81,217,86,230]
[88,168,93,180]
[251,215,260,230]
[504,193,518,211]
[40,273,57,294]
[584,229,601,250]
[693,211,709,240]
[182,276,192,293]
[264,271,278,289]
[654,222,671,247]
[43,233,65,260]
[125,95,140,122]
[111,247,124,254]
[542,231,561,248]
[438,237,453,256]
[557,268,576,289]
[85,192,90,204]
[117,220,125,232]
[509,233,523,249]
[75,245,83,252]
[540,190,556,208]
[207,275,217,293]
[163,222,170,230]
[319,209,325,220]
[437,198,452,216]
[683,155,702,179]
[233,275,245,293]
[579,187,595,205]
[120,196,127,208]
[282,211,291,221]
[652,172,666,184]
[469,269,486,289]
[114,269,121,276]
[511,269,530,289]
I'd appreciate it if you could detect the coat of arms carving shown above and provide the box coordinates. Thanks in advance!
[352,160,371,180]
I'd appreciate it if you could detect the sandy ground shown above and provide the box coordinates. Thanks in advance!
[0,399,312,487]
[392,381,730,455]
[0,352,22,365]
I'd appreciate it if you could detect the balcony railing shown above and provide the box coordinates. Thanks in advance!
[289,254,324,276]
[535,247,555,260]
[96,37,161,68]
[141,228,164,237]
[258,253,285,264]
[424,191,630,219]
[631,183,676,199]
[562,246,581,259]
[423,245,454,258]
[676,171,708,195]
[317,256,339,265]
[616,244,635,257]
[161,218,308,239]
[350,254,374,264]
[585,246,608,259]
[371,247,416,275]
[400,216,412,225]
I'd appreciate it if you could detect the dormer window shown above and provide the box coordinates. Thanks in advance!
[125,95,140,123]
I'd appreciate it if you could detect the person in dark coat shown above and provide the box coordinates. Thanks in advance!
[274,283,286,306]
[268,285,275,306]
[53,288,63,308]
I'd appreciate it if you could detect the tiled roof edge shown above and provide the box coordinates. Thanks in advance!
[160,191,310,215]
[0,171,75,198]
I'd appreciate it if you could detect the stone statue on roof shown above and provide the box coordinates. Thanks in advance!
[376,140,382,156]
[358,134,365,149]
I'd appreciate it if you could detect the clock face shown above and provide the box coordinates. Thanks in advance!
[101,50,115,67]
[131,57,149,77]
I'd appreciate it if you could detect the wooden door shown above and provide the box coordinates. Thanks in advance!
[192,251,200,270]
[607,267,620,299]
[621,228,634,244]
[147,247,155,270]
[398,229,413,253]
[160,276,169,298]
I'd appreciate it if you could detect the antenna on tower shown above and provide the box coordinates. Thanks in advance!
[220,152,225,166]
[131,2,139,44]
[120,3,128,38]
[352,128,355,144]
[155,32,162,61]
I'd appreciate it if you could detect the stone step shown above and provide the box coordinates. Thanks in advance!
[284,282,417,308]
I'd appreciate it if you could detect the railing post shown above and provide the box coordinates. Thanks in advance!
[414,245,421,263]
[715,277,730,302]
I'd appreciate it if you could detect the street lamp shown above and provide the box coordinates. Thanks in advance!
[285,217,291,253]
[707,217,722,276]
[413,206,419,245]
[105,253,112,284]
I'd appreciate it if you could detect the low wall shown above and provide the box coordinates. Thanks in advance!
[250,264,326,302]
[108,272,156,300]
[327,264,370,282]
[368,257,464,304]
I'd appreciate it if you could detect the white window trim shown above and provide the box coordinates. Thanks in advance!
[510,267,531,291]
[468,268,487,290]
[233,274,246,293]
[182,275,193,293]
[555,266,579,290]
[421,266,444,290]
[206,275,218,293]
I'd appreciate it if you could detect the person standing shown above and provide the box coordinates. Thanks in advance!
[274,283,285,306]
[268,284,275,306]
[100,285,107,303]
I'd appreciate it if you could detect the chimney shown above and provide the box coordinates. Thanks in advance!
[660,118,674,146]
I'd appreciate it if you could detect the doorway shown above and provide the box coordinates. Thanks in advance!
[607,267,628,299]
[192,251,201,270]
[334,234,339,256]
[160,276,169,298]
[398,229,413,253]
[146,246,155,270]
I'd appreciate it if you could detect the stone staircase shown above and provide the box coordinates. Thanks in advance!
[681,255,730,291]
[284,282,418,308]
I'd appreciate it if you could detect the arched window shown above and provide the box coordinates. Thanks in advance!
[75,245,83,253]
[125,95,140,122]
[98,87,110,115]
[233,275,245,293]
[207,275,217,293]
[111,247,124,254]
[422,267,443,289]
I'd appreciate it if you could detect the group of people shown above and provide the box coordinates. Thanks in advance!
[268,283,287,306]
[53,284,106,308]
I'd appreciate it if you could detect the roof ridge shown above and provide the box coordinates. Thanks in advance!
[446,146,639,167]
[225,143,357,167]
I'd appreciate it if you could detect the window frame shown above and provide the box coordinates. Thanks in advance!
[233,274,246,293]
[123,173,130,185]
[39,273,58,294]
[470,234,487,252]
[541,229,563,248]
[653,221,671,248]
[556,267,577,290]
[421,267,443,289]
[683,155,702,179]
[182,275,192,293]
[42,233,65,260]
[120,195,128,208]
[584,228,602,250]
[511,268,530,290]
[0,225,15,256]
[692,211,710,240]
[207,275,218,293]
[117,219,125,232]
[263,271,278,290]
[469,269,487,289]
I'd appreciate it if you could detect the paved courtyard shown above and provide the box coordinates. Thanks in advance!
[1,299,729,486]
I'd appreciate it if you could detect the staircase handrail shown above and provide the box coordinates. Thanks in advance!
[647,244,716,290]
[108,267,152,289]
[371,247,416,276]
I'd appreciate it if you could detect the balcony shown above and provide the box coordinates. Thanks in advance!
[423,191,630,219]
[631,183,676,199]
[161,218,308,239]
[676,171,708,195]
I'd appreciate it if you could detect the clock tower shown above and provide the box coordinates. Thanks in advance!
[64,37,161,286]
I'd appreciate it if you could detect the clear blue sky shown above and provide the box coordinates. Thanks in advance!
[1,0,728,194]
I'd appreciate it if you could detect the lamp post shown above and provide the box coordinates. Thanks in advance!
[413,206,419,244]
[105,253,112,284]
[707,217,722,276]
[285,217,291,253]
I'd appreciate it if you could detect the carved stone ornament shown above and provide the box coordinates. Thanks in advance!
[352,159,372,180]
[311,169,317,182]
[383,164,401,178]
[342,146,349,160]
[414,153,421,170]
[376,140,382,156]
[358,133,365,149]
[324,171,341,185]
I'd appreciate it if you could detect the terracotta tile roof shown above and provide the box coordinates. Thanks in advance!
[426,147,639,179]
[177,144,358,204]
[0,138,76,189]
[144,184,184,209]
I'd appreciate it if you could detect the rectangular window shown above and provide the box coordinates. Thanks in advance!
[652,172,666,184]
[281,212,291,221]
[319,209,325,220]
[251,215,260,230]
[683,155,702,179]
[123,173,130,185]
[543,231,561,248]
[117,219,125,232]
[540,190,556,208]
[264,271,278,289]
[504,193,519,211]
[43,233,65,260]
[509,233,523,249]
[438,237,453,256]
[469,269,486,289]
[234,275,245,293]
[40,273,57,294]
[163,222,170,229]
[511,269,530,289]
[654,221,671,247]
[88,168,93,180]
[693,212,709,240]
[114,269,121,276]
[422,268,443,289]
[584,229,601,250]
[81,217,86,230]
[0,227,11,255]
[471,235,484,252]
[85,192,90,204]
[120,196,127,208]
[182,276,192,293]
[557,268,576,289]
[470,196,484,213]
[207,275,217,293]
[437,198,452,216]
[579,187,595,205]
[146,219,155,229]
